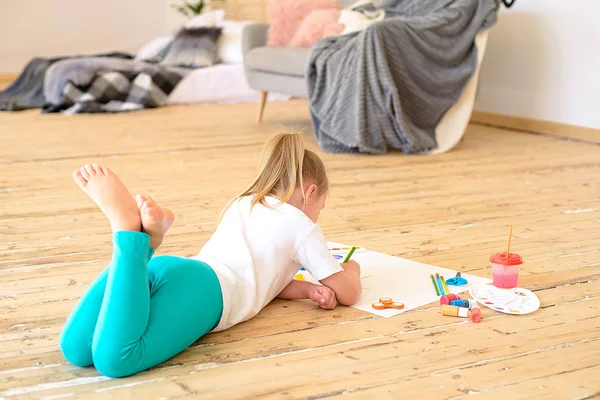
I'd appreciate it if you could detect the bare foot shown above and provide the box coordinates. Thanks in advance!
[135,194,175,249]
[73,164,141,233]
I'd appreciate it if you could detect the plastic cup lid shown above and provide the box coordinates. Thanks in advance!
[490,252,523,266]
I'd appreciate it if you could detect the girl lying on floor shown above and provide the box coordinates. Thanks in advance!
[60,131,362,378]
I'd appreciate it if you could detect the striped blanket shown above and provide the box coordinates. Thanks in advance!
[307,0,500,154]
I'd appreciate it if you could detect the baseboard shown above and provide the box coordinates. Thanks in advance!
[2,71,598,144]
[0,73,18,90]
[470,111,599,144]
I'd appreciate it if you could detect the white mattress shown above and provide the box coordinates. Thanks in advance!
[167,64,290,105]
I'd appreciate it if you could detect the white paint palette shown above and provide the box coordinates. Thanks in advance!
[469,285,540,315]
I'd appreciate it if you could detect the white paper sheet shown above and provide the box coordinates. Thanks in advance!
[295,242,491,318]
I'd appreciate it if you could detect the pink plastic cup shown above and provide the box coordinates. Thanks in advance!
[490,252,523,289]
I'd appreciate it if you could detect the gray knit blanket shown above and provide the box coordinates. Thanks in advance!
[307,0,500,154]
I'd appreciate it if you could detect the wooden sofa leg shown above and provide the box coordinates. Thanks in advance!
[257,91,268,123]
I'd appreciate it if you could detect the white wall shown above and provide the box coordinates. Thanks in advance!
[0,1,228,73]
[2,0,598,130]
[0,0,171,73]
[475,0,600,129]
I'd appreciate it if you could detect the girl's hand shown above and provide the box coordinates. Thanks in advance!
[341,260,361,276]
[308,285,337,310]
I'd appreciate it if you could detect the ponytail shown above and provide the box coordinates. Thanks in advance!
[219,130,328,220]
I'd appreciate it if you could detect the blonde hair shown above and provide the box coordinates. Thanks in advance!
[220,131,328,220]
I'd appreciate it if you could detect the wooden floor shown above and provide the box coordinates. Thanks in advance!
[1,101,599,400]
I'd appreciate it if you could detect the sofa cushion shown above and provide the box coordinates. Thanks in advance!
[246,46,312,77]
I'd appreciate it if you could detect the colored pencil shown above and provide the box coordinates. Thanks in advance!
[343,246,357,263]
[440,275,450,294]
[436,273,445,295]
[430,274,440,296]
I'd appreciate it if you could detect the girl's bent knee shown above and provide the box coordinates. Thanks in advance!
[59,330,93,368]
[92,352,139,378]
[92,342,144,378]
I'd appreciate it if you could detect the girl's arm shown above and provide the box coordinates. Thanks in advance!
[277,279,337,309]
[320,260,362,306]
[277,279,313,300]
[292,226,361,307]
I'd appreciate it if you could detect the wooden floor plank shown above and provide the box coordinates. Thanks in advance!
[1,280,597,397]
[18,296,594,399]
[334,338,600,399]
[1,101,599,398]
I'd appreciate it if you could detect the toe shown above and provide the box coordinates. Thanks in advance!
[92,164,102,175]
[142,201,153,213]
[85,164,96,176]
[72,170,88,188]
[99,165,109,175]
[73,169,86,181]
[79,166,91,180]
[135,194,144,208]
[144,195,156,207]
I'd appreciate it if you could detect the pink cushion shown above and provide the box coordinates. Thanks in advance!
[289,9,343,48]
[267,0,339,46]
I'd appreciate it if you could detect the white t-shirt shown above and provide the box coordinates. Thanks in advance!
[193,195,344,332]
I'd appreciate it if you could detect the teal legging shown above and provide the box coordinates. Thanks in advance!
[59,231,223,378]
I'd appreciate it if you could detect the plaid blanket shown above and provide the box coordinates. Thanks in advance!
[43,68,187,114]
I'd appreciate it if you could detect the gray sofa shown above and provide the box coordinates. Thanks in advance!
[242,0,355,123]
[242,24,311,122]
